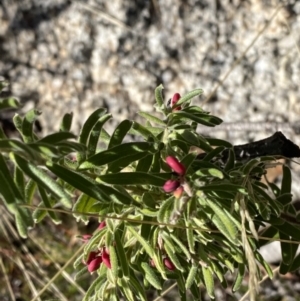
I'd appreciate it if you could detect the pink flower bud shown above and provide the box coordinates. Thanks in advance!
[166,156,186,175]
[150,259,156,268]
[87,256,103,272]
[82,234,92,242]
[102,248,111,269]
[171,93,181,111]
[163,179,181,193]
[98,221,106,230]
[163,258,176,271]
[86,251,99,265]
[173,186,184,199]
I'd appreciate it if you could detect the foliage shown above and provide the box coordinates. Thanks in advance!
[0,80,300,301]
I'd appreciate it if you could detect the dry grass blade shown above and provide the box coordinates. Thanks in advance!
[30,244,85,301]
[0,257,15,301]
[28,233,86,296]
[203,2,286,106]
[75,1,135,34]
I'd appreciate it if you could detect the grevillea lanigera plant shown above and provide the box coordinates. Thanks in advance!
[1,81,300,301]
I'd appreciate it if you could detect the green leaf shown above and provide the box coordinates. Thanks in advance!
[157,197,174,225]
[199,183,247,195]
[172,111,222,127]
[164,243,184,272]
[109,246,119,284]
[138,112,166,126]
[185,264,198,289]
[289,253,300,272]
[280,232,298,265]
[0,139,37,160]
[128,271,147,301]
[37,132,76,144]
[154,84,165,110]
[186,220,195,254]
[232,264,245,292]
[73,194,97,222]
[195,168,224,179]
[131,122,156,140]
[202,146,225,161]
[108,120,133,149]
[202,196,238,245]
[205,137,232,148]
[59,112,73,132]
[12,154,72,208]
[127,226,155,258]
[37,186,61,224]
[87,114,112,156]
[141,262,162,290]
[47,162,130,205]
[80,142,162,169]
[22,109,41,143]
[175,89,203,106]
[169,233,191,261]
[97,172,168,186]
[0,97,19,110]
[202,267,215,299]
[136,155,153,172]
[115,227,129,278]
[79,108,107,146]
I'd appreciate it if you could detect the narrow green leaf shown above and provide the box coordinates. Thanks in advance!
[175,89,203,106]
[82,275,106,301]
[0,97,19,110]
[195,168,224,179]
[87,114,112,155]
[205,137,232,148]
[24,179,36,204]
[172,111,222,127]
[202,146,225,161]
[185,265,198,289]
[59,112,73,132]
[202,267,215,299]
[14,210,29,239]
[97,172,167,186]
[79,108,107,146]
[80,142,161,169]
[232,264,245,292]
[0,139,37,159]
[22,109,41,143]
[128,271,147,301]
[141,262,162,290]
[138,112,166,126]
[12,154,72,208]
[108,120,132,149]
[280,232,298,265]
[131,121,155,140]
[37,132,76,144]
[38,186,61,224]
[157,197,174,225]
[224,149,235,172]
[119,278,135,301]
[73,193,96,222]
[115,228,129,278]
[46,162,111,205]
[164,243,184,272]
[154,84,164,108]
[127,226,155,258]
[186,220,195,254]
[109,246,119,284]
[14,166,25,198]
[202,197,238,245]
[170,233,191,261]
[136,155,153,172]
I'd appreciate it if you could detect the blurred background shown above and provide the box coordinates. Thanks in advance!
[0,0,300,300]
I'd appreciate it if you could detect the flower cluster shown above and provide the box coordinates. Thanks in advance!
[82,221,111,273]
[163,156,186,198]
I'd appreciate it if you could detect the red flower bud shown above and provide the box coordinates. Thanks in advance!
[98,221,106,230]
[102,248,111,269]
[171,93,181,111]
[87,256,103,272]
[166,156,186,176]
[86,251,100,265]
[173,186,184,199]
[163,179,181,193]
[163,258,176,271]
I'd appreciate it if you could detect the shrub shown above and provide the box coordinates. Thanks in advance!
[0,81,300,301]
